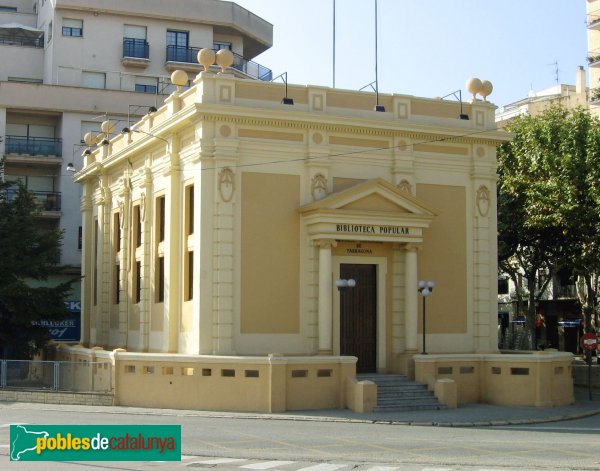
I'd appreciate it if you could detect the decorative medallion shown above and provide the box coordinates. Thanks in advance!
[311,173,328,201]
[312,132,323,145]
[476,147,486,158]
[397,179,412,193]
[218,168,235,202]
[219,125,232,138]
[476,185,490,217]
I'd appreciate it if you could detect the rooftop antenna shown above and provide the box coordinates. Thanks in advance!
[373,0,384,111]
[333,0,336,88]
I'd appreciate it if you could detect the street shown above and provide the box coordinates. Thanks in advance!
[1,403,600,471]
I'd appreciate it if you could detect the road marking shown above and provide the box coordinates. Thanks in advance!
[189,458,247,465]
[364,467,399,471]
[295,464,347,471]
[499,426,600,431]
[0,445,9,448]
[241,461,297,469]
[421,468,453,471]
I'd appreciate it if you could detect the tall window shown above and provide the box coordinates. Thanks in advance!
[62,18,83,37]
[134,261,142,304]
[133,204,141,248]
[185,184,194,236]
[114,264,121,304]
[113,212,121,253]
[157,196,165,242]
[185,251,194,301]
[156,256,164,303]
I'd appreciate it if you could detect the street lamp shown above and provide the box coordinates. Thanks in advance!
[336,278,356,291]
[418,280,435,354]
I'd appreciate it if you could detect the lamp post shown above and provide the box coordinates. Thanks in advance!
[418,280,435,354]
[336,278,356,291]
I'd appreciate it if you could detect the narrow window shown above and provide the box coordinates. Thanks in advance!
[157,196,165,242]
[133,204,141,248]
[186,184,194,236]
[184,251,193,301]
[114,264,120,304]
[135,261,142,304]
[113,212,121,253]
[156,256,164,303]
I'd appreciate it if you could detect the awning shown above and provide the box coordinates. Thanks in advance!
[0,22,44,38]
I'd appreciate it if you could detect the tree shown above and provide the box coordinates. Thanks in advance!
[497,106,600,344]
[0,179,75,359]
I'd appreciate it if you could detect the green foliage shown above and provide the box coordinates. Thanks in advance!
[0,179,75,358]
[497,106,600,334]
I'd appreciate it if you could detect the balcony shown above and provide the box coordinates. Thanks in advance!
[588,15,600,29]
[0,33,43,48]
[165,45,272,81]
[122,38,150,68]
[5,135,62,156]
[6,188,61,213]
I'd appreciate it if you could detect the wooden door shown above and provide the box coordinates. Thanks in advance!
[340,264,377,373]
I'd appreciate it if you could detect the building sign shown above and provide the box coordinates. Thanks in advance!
[31,301,81,342]
[336,224,410,235]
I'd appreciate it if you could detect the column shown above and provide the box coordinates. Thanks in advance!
[316,239,336,354]
[404,245,418,352]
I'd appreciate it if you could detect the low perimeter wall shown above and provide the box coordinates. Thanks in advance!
[414,351,574,407]
[50,346,369,413]
[0,389,113,406]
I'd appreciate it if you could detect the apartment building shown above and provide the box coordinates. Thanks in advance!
[0,0,272,332]
[588,0,600,115]
[495,67,588,128]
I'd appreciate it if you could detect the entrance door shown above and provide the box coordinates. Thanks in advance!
[340,264,377,373]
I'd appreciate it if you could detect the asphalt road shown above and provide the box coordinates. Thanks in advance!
[1,404,599,471]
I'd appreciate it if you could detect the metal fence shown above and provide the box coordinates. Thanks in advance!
[0,360,112,393]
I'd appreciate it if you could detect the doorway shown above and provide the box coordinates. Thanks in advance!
[339,263,377,373]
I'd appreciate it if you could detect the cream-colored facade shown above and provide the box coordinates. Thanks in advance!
[76,72,504,360]
[68,62,574,412]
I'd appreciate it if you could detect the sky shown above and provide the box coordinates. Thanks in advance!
[232,0,587,109]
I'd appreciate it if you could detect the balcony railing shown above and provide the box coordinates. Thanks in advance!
[0,34,44,48]
[166,45,272,81]
[6,188,61,211]
[123,37,149,59]
[5,135,62,156]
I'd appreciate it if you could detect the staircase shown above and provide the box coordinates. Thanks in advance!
[358,374,447,412]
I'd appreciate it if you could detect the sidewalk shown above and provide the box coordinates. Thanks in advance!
[282,386,600,427]
[1,386,599,427]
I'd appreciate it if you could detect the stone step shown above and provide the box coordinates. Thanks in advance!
[358,374,447,412]
[374,403,447,412]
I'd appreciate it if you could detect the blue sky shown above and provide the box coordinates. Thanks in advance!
[233,0,587,108]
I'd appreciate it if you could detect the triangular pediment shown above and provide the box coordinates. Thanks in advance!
[300,178,438,217]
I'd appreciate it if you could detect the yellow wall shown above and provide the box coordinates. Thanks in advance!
[241,172,300,334]
[417,184,467,334]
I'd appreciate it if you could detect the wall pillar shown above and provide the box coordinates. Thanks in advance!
[404,245,419,352]
[316,239,336,354]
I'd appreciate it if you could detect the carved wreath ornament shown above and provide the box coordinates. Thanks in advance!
[218,168,235,202]
[476,185,490,217]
